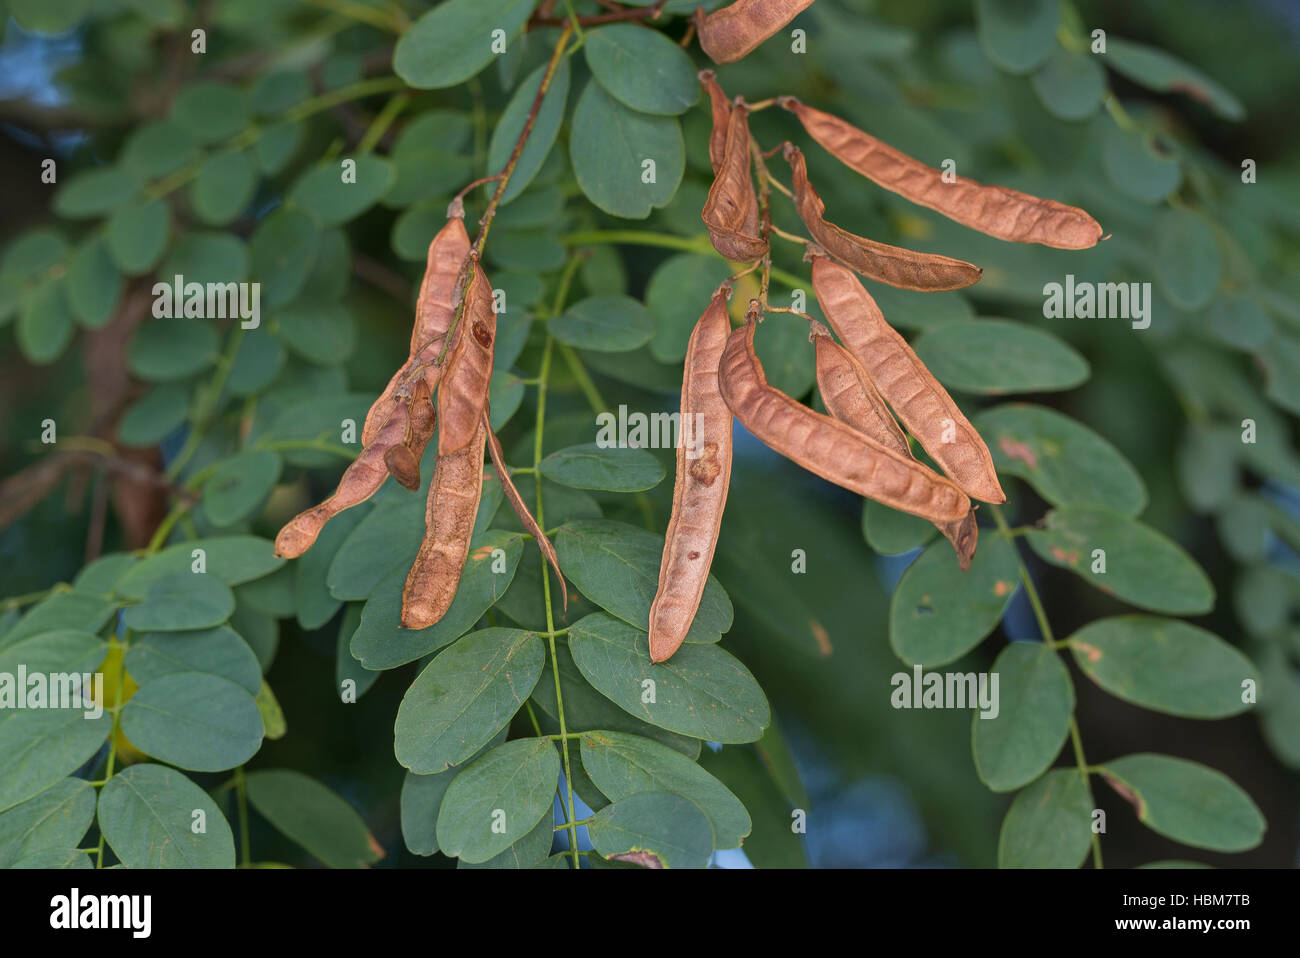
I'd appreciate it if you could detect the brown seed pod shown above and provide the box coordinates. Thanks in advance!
[363,212,471,447]
[695,0,816,65]
[400,419,489,630]
[699,70,730,173]
[717,309,970,524]
[274,401,412,559]
[784,143,982,292]
[813,329,978,569]
[437,261,497,456]
[383,374,436,491]
[780,97,1103,250]
[483,415,567,613]
[811,256,1005,504]
[649,286,735,663]
[702,100,766,263]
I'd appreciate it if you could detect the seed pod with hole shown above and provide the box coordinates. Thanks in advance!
[363,211,471,447]
[784,144,982,291]
[383,374,436,491]
[812,256,1005,504]
[437,261,497,456]
[274,401,412,559]
[702,100,766,263]
[813,328,978,569]
[649,285,735,663]
[484,415,567,612]
[781,97,1103,249]
[718,309,970,524]
[400,419,489,630]
[695,0,816,65]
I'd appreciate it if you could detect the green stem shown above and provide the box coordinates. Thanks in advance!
[560,230,806,289]
[94,632,130,869]
[234,766,252,867]
[534,333,581,869]
[990,505,1102,870]
[357,91,411,154]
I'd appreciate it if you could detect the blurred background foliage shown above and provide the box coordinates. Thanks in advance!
[1,0,1297,867]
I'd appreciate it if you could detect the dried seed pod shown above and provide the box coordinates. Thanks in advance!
[400,419,489,630]
[383,374,436,491]
[484,416,567,612]
[695,0,816,65]
[274,402,412,559]
[813,329,909,457]
[699,70,730,173]
[649,286,735,663]
[784,144,982,292]
[702,100,766,263]
[717,310,970,524]
[781,97,1103,250]
[811,256,1005,504]
[437,261,497,455]
[363,212,471,446]
[813,330,978,569]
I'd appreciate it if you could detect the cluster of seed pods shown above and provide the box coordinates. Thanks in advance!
[277,19,1103,666]
[274,201,564,632]
[646,69,1101,662]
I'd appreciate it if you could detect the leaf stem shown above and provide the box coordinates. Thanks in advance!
[534,327,581,869]
[991,504,1102,869]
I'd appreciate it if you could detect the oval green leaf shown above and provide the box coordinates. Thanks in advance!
[975,403,1146,516]
[973,642,1073,792]
[1068,616,1257,718]
[912,320,1089,394]
[435,737,559,863]
[550,294,655,352]
[580,730,749,848]
[245,769,383,868]
[97,764,235,868]
[890,533,1020,667]
[1099,753,1264,852]
[395,628,545,773]
[567,612,769,743]
[997,767,1093,868]
[120,672,263,771]
[570,80,684,219]
[539,443,665,492]
[1025,507,1215,615]
[556,518,732,643]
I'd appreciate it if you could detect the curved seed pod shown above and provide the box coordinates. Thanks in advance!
[483,417,568,613]
[274,402,412,559]
[781,97,1103,250]
[400,419,489,630]
[702,101,766,263]
[813,330,909,456]
[813,330,978,569]
[363,212,471,446]
[437,261,497,456]
[812,256,1005,503]
[649,286,735,663]
[699,70,730,173]
[384,374,436,491]
[718,311,970,524]
[695,0,816,65]
[784,144,982,292]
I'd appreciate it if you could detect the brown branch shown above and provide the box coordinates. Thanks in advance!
[530,1,664,27]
